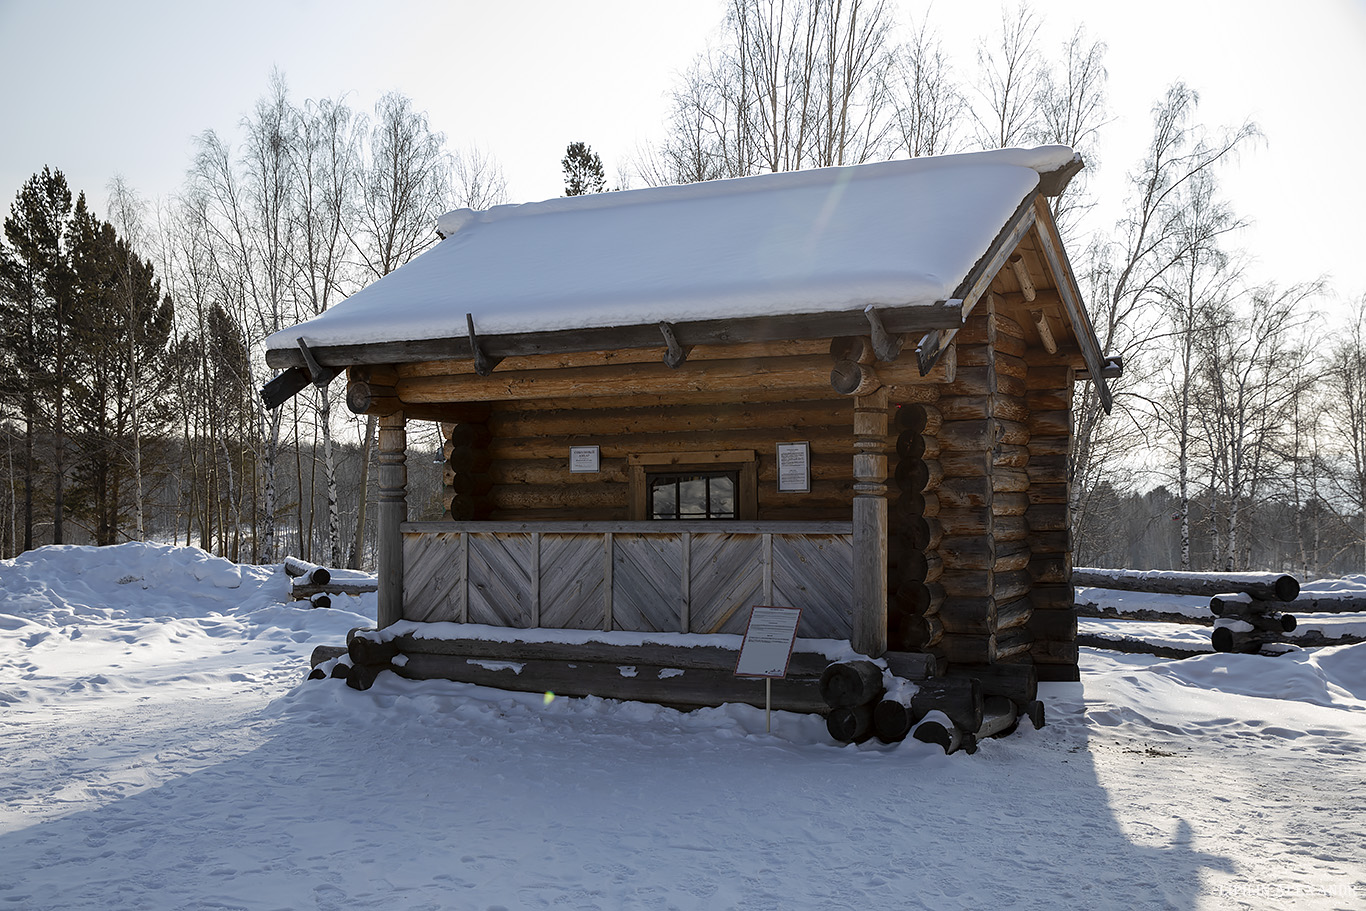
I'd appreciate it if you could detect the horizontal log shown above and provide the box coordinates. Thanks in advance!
[992,491,1029,517]
[345,381,493,423]
[284,556,331,585]
[349,363,400,386]
[490,426,853,463]
[913,716,964,754]
[290,579,379,599]
[349,635,400,667]
[309,644,348,668]
[954,310,1026,344]
[1030,530,1071,553]
[939,450,994,478]
[931,633,993,667]
[882,651,941,680]
[938,508,992,537]
[447,423,493,449]
[995,352,1028,381]
[995,570,1032,605]
[938,535,995,570]
[1026,503,1070,532]
[1026,435,1070,458]
[993,444,1030,470]
[1027,453,1070,478]
[938,595,995,634]
[938,419,999,452]
[1025,386,1071,411]
[938,395,1026,424]
[938,476,991,509]
[1027,607,1077,641]
[994,468,1030,493]
[488,484,627,511]
[947,662,1037,709]
[997,419,1029,447]
[1027,482,1069,506]
[447,446,492,473]
[890,581,945,616]
[894,458,929,493]
[406,339,836,377]
[397,651,830,711]
[826,703,875,744]
[912,676,983,732]
[994,514,1029,542]
[1027,409,1071,437]
[895,429,926,460]
[1031,638,1080,664]
[993,540,1033,573]
[995,595,1033,631]
[1073,568,1299,602]
[973,695,1020,744]
[993,626,1033,662]
[1290,596,1366,613]
[873,695,915,743]
[1211,626,1265,654]
[309,593,332,609]
[894,402,942,435]
[819,660,886,708]
[1030,583,1074,611]
[496,390,849,422]
[444,470,494,496]
[1027,553,1069,584]
[889,612,943,650]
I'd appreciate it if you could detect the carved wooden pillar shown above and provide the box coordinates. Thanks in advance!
[852,386,890,657]
[377,412,408,628]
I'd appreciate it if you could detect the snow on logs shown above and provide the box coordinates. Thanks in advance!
[285,556,376,606]
[821,657,1045,753]
[1073,567,1299,602]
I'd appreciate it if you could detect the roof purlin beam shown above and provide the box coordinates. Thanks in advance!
[264,300,965,374]
[916,189,1040,375]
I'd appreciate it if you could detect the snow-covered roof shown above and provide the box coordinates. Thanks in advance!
[264,146,1079,354]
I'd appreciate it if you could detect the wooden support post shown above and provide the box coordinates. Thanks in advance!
[377,413,408,628]
[853,386,890,657]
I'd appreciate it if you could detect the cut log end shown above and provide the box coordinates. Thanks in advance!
[826,703,875,744]
[819,660,885,709]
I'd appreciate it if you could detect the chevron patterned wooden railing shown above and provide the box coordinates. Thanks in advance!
[400,520,854,639]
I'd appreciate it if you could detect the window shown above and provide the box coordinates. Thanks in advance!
[649,471,739,519]
[628,450,757,521]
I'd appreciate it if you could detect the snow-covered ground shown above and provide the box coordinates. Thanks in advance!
[2,544,1363,910]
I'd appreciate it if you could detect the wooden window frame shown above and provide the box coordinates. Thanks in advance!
[628,450,758,521]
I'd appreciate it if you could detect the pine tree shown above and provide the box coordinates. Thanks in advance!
[562,142,607,196]
[0,167,73,550]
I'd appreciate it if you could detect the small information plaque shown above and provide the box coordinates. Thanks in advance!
[776,442,810,493]
[735,606,803,678]
[569,445,600,473]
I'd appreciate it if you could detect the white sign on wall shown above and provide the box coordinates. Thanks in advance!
[776,442,810,493]
[569,446,600,473]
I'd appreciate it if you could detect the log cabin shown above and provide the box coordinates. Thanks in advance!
[263,145,1117,741]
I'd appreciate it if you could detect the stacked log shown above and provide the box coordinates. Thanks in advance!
[820,659,885,743]
[1209,592,1299,654]
[887,398,943,652]
[285,556,376,605]
[443,420,494,520]
[1024,353,1077,681]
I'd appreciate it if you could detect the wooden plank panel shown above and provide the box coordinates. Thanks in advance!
[689,533,764,634]
[539,533,607,630]
[468,532,535,628]
[611,533,684,632]
[401,532,464,623]
[771,533,855,639]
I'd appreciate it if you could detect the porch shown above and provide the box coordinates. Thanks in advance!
[399,520,855,640]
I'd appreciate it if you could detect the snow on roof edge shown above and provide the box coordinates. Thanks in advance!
[436,145,1078,238]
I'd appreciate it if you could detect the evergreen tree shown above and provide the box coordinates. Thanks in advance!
[562,142,607,196]
[0,167,73,549]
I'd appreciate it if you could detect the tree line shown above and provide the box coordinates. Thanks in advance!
[1,0,1362,577]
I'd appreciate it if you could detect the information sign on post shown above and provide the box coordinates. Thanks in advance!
[735,605,803,732]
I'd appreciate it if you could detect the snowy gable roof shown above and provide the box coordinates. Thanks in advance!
[264,145,1079,358]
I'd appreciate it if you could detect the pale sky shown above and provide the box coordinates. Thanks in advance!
[2,0,1363,307]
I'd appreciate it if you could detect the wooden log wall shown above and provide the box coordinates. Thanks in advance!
[887,398,944,653]
[1022,353,1078,681]
[929,294,1035,667]
[477,390,857,522]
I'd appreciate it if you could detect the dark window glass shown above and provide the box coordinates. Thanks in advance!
[648,471,738,519]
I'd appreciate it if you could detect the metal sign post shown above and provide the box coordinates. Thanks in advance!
[735,606,803,733]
